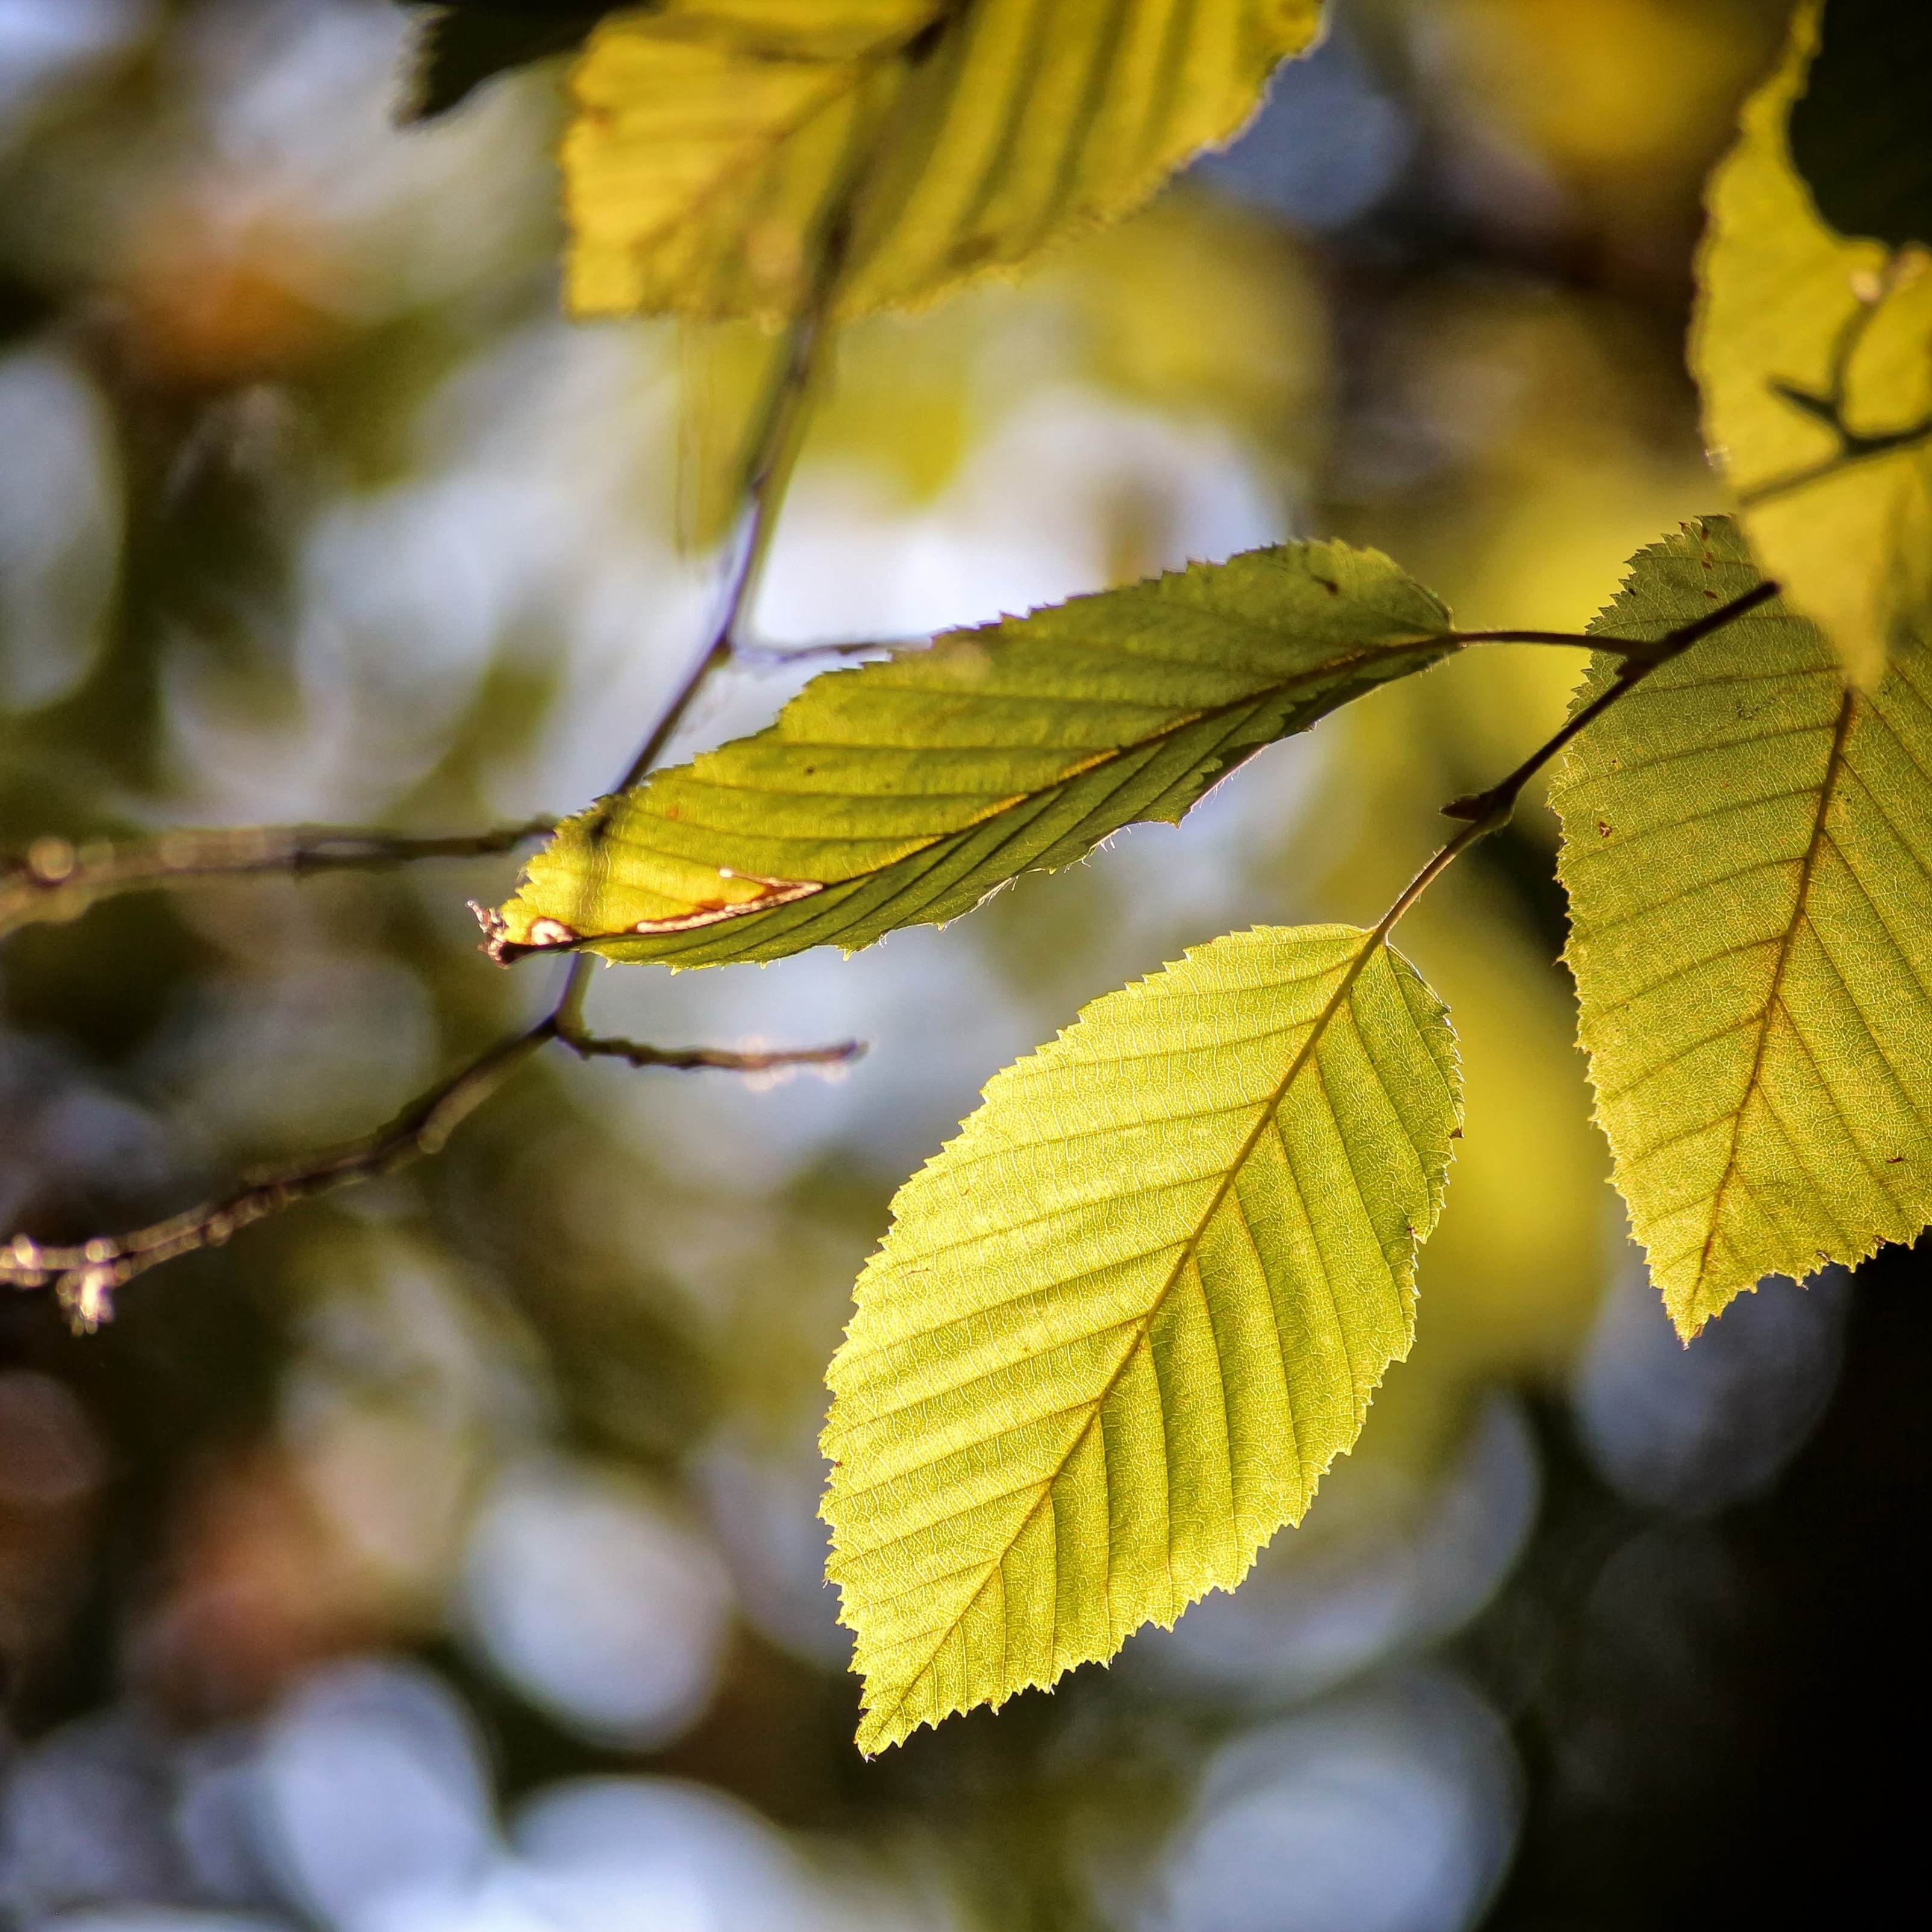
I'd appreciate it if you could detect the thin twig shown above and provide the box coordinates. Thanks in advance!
[731,634,906,666]
[559,1029,864,1074]
[1234,579,1785,1159]
[608,201,856,796]
[1453,627,1642,651]
[0,1018,556,1331]
[0,1007,862,1329]
[6,151,861,1330]
[1385,578,1781,935]
[0,820,555,940]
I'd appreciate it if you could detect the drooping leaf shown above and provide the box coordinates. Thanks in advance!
[396,1,623,123]
[1692,0,1932,688]
[484,542,1457,968]
[820,923,1460,1752]
[1787,0,1932,251]
[563,0,1323,322]
[1552,516,1932,1338]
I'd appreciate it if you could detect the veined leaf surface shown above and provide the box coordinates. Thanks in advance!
[564,0,1322,322]
[485,543,1456,967]
[1553,517,1932,1336]
[821,924,1460,1752]
[1692,0,1932,688]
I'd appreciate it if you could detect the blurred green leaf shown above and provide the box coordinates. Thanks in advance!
[675,187,1325,552]
[487,543,1457,967]
[563,0,1322,321]
[1554,516,1932,1336]
[821,923,1459,1753]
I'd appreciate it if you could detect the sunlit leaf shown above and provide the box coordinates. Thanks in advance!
[1553,516,1932,1336]
[820,923,1460,1752]
[1692,0,1932,688]
[563,0,1322,322]
[485,543,1456,967]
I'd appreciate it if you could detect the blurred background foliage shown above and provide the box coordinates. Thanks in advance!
[0,2,1922,1928]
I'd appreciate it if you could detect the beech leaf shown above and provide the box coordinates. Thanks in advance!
[1554,517,1932,1335]
[485,542,1456,968]
[821,924,1460,1751]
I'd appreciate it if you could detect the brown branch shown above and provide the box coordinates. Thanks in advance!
[559,1028,864,1074]
[1382,578,1781,933]
[605,179,858,798]
[731,634,905,665]
[0,1018,554,1332]
[1452,627,1646,652]
[0,1012,866,1332]
[5,147,864,1330]
[0,819,555,940]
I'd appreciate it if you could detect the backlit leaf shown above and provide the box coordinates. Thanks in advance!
[563,0,1323,322]
[1691,0,1932,688]
[820,923,1460,1751]
[1552,516,1932,1336]
[484,542,1456,967]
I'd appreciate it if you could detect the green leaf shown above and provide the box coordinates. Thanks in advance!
[396,2,623,123]
[484,542,1457,968]
[1552,516,1932,1337]
[1787,0,1932,251]
[1691,0,1932,688]
[562,0,1323,322]
[820,923,1460,1753]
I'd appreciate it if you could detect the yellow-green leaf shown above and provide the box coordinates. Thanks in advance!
[821,923,1460,1752]
[563,0,1323,323]
[484,542,1456,968]
[1691,0,1932,688]
[1552,516,1932,1336]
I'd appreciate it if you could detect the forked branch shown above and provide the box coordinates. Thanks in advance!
[3,168,857,1332]
[0,1017,862,1332]
[1387,579,1781,932]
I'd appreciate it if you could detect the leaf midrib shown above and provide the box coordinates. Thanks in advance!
[600,12,943,270]
[592,635,1453,932]
[1691,686,1858,1301]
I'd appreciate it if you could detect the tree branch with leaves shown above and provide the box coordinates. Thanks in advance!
[5,0,1927,1766]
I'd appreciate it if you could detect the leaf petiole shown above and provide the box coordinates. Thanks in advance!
[1384,578,1781,939]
